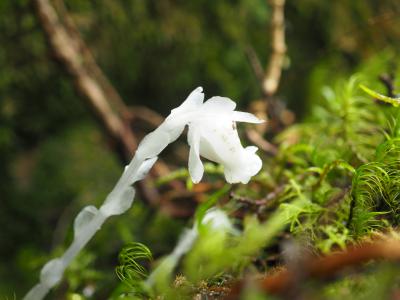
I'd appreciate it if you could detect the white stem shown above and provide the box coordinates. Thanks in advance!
[145,208,234,288]
[61,212,107,265]
[145,227,198,287]
[23,213,107,300]
[24,147,159,300]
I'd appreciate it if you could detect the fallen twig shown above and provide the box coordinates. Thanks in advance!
[225,239,400,299]
[33,0,137,161]
[246,128,279,155]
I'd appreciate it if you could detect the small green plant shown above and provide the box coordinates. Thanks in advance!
[115,242,153,297]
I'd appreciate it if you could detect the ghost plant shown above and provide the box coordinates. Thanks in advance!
[145,207,238,289]
[24,87,264,300]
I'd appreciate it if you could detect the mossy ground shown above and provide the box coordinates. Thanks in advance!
[111,76,400,299]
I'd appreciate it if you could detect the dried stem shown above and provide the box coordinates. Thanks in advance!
[262,0,286,98]
[246,128,278,155]
[379,73,396,98]
[244,0,289,136]
[244,45,265,86]
[53,0,131,116]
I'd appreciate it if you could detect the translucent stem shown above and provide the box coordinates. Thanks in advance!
[24,150,158,300]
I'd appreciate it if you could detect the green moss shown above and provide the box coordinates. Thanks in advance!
[113,75,400,298]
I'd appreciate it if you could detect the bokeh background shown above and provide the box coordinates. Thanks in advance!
[1,0,400,298]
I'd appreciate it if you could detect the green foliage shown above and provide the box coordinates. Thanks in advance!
[115,242,153,297]
[65,251,104,293]
[350,139,400,236]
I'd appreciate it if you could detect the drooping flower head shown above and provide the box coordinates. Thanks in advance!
[171,87,264,184]
[136,87,264,183]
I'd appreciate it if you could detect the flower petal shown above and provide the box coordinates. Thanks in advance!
[187,127,204,183]
[186,86,204,106]
[244,146,262,177]
[167,124,186,143]
[202,96,236,112]
[171,87,204,115]
[232,111,264,123]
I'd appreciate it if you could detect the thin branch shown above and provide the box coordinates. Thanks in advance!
[244,0,289,135]
[244,45,265,86]
[129,105,164,128]
[32,0,172,208]
[246,128,278,155]
[262,0,286,97]
[53,0,130,116]
[379,73,396,98]
[33,0,137,161]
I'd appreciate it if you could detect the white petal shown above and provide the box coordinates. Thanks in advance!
[167,124,186,143]
[222,146,262,184]
[187,128,204,183]
[170,87,204,114]
[232,111,264,123]
[196,134,222,163]
[246,146,258,153]
[244,146,262,177]
[185,86,204,107]
[202,96,236,112]
[223,168,240,184]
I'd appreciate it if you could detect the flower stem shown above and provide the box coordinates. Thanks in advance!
[24,151,157,300]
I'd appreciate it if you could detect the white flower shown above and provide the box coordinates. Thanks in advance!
[180,87,264,184]
[136,87,264,184]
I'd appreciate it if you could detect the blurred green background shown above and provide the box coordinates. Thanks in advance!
[0,0,399,298]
